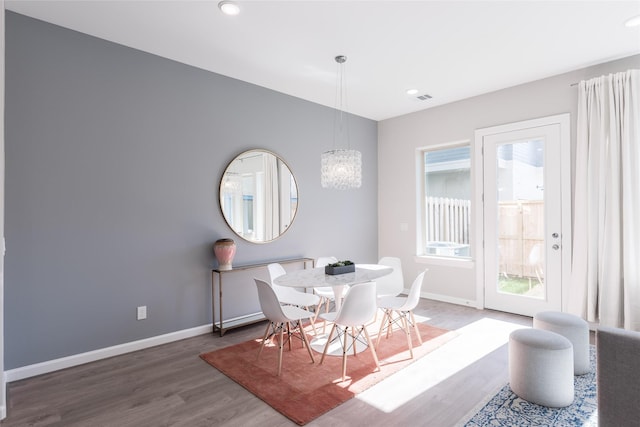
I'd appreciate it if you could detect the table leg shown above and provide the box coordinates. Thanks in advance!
[219,273,224,336]
[211,270,216,335]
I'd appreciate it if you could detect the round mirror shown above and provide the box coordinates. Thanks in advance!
[219,149,299,244]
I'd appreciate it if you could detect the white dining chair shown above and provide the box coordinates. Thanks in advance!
[267,263,320,334]
[316,256,338,268]
[376,269,428,359]
[375,256,404,298]
[319,281,380,382]
[255,278,316,376]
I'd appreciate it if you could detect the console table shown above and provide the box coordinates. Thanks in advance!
[211,257,314,336]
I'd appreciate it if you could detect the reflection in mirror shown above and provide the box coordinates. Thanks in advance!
[220,149,298,243]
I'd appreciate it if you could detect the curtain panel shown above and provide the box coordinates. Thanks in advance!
[569,69,640,331]
[263,154,279,242]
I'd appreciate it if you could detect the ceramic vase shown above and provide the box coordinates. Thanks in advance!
[214,238,236,271]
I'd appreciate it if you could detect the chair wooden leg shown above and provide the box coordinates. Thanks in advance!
[301,306,318,337]
[363,325,380,371]
[277,327,284,376]
[299,321,315,363]
[320,324,336,364]
[400,312,414,359]
[342,326,349,382]
[349,326,356,357]
[314,297,327,334]
[322,298,331,334]
[410,310,423,345]
[258,322,272,359]
[376,310,390,349]
[308,305,319,336]
[295,320,305,348]
[285,322,294,348]
[385,310,394,339]
[286,322,293,351]
[312,301,319,323]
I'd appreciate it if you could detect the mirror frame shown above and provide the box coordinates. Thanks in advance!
[218,149,299,244]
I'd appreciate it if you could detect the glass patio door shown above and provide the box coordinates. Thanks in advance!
[480,118,567,317]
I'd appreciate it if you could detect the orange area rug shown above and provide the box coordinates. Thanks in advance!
[200,321,453,425]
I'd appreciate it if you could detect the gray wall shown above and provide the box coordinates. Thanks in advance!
[378,53,640,305]
[4,12,378,369]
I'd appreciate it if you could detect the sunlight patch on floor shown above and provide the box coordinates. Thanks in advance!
[357,317,527,413]
[413,314,432,323]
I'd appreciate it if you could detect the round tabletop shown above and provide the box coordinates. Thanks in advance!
[273,263,393,288]
[274,263,393,357]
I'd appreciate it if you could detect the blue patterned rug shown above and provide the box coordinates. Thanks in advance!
[461,346,597,426]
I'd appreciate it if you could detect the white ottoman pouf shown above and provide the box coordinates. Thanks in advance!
[509,328,574,407]
[533,311,590,375]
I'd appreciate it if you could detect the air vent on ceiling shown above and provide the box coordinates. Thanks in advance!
[416,94,433,101]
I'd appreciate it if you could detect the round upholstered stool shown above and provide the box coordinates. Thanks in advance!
[533,311,590,375]
[509,328,574,407]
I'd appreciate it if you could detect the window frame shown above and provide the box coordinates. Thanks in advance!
[415,140,474,266]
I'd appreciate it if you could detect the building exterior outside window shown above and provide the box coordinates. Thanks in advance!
[421,145,471,258]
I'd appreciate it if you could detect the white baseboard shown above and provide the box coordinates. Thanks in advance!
[421,291,478,308]
[5,324,213,383]
[3,294,479,384]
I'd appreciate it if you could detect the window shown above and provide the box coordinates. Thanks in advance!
[242,195,254,236]
[420,144,471,258]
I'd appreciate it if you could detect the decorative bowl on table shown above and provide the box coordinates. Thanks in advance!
[324,260,355,275]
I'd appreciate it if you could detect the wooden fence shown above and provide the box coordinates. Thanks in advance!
[426,198,544,279]
[426,197,470,244]
[498,200,544,278]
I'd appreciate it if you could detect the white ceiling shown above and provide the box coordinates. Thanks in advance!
[6,0,640,121]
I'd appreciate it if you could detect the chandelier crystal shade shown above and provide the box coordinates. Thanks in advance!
[321,55,362,190]
[321,149,362,190]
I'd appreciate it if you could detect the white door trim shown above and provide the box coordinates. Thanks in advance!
[473,113,571,313]
[1,1,7,419]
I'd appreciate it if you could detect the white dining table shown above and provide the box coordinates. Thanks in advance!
[273,263,393,355]
[273,263,393,311]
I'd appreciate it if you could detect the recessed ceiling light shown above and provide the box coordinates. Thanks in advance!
[218,1,240,16]
[625,15,640,27]
[406,89,419,95]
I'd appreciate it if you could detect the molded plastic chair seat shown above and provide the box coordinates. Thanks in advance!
[255,278,316,376]
[375,256,404,298]
[267,263,321,308]
[319,281,380,382]
[376,269,427,358]
[267,263,321,334]
[315,256,338,302]
[313,286,336,301]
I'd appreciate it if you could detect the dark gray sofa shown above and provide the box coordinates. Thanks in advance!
[596,326,640,427]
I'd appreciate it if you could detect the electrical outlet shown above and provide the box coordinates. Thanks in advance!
[137,305,147,320]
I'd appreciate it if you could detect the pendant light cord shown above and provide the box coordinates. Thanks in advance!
[333,55,350,151]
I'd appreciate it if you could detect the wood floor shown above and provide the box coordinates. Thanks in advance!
[1,300,534,427]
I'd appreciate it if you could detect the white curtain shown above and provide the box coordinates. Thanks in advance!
[569,69,640,330]
[263,154,280,241]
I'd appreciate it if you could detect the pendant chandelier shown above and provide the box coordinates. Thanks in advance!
[321,55,362,190]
